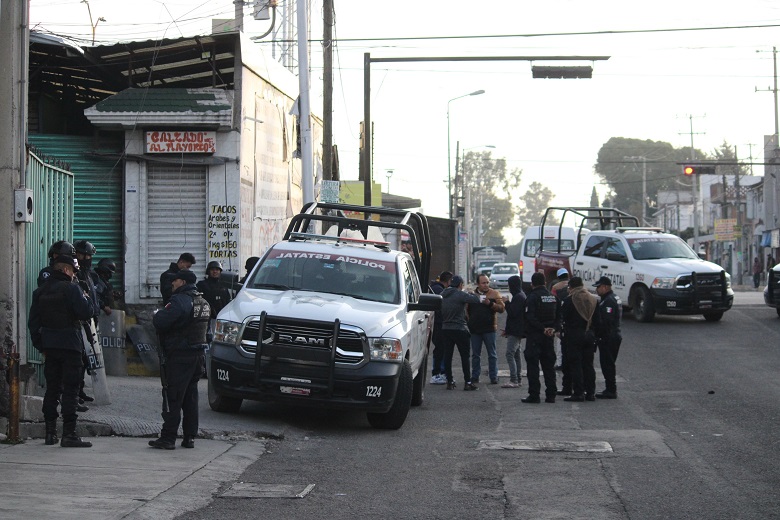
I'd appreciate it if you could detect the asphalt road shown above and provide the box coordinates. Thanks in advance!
[179,294,780,520]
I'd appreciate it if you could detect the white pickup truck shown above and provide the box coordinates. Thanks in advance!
[537,226,733,322]
[207,202,441,429]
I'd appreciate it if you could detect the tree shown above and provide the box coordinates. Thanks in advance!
[456,150,522,245]
[515,182,556,232]
[594,137,709,220]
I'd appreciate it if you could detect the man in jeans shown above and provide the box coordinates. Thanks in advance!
[467,274,505,385]
[501,275,525,388]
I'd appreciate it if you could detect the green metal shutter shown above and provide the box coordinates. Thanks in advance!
[27,134,124,290]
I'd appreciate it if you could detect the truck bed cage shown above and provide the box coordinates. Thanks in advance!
[285,202,433,289]
[538,207,639,254]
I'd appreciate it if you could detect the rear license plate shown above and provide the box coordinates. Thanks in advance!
[280,386,310,396]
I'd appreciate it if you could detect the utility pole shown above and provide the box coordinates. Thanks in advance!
[756,47,779,137]
[625,156,647,225]
[234,0,244,32]
[296,0,313,203]
[322,0,333,181]
[680,115,706,254]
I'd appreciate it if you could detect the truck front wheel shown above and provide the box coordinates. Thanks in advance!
[208,376,243,413]
[632,286,656,323]
[367,360,413,429]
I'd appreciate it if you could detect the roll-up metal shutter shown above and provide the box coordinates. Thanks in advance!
[146,164,208,290]
[27,134,124,286]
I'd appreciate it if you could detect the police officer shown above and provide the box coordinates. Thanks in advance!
[149,269,210,450]
[239,256,260,285]
[38,240,76,287]
[559,277,598,402]
[196,261,232,320]
[74,240,100,406]
[28,255,96,447]
[92,258,117,315]
[160,253,196,305]
[522,272,560,403]
[593,276,622,399]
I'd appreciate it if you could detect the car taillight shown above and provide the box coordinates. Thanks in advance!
[518,260,523,272]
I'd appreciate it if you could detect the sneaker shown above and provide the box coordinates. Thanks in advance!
[446,381,456,390]
[430,374,446,385]
[490,378,499,385]
[148,438,176,450]
[521,396,540,403]
[181,436,195,449]
[79,393,94,402]
[76,404,89,413]
[464,382,479,391]
[501,382,519,388]
[596,390,618,399]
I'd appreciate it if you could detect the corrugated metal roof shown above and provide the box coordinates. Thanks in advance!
[92,88,232,114]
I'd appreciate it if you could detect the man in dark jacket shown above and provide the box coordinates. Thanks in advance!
[92,258,117,315]
[196,261,232,319]
[429,271,452,384]
[593,276,622,399]
[38,240,76,287]
[523,272,560,403]
[501,275,525,388]
[160,252,196,305]
[559,277,598,402]
[150,269,210,450]
[440,275,489,390]
[28,255,96,447]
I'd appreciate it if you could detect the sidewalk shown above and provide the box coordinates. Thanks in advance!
[0,376,286,520]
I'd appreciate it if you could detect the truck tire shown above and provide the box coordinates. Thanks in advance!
[632,286,656,323]
[207,376,243,413]
[776,307,780,318]
[411,355,427,407]
[367,360,413,430]
[703,311,724,322]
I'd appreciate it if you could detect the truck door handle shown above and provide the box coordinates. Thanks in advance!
[600,265,608,269]
[576,261,584,265]
[417,318,426,324]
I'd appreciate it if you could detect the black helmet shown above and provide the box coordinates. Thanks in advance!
[53,254,79,270]
[48,240,76,258]
[96,258,117,274]
[206,260,223,273]
[74,240,96,256]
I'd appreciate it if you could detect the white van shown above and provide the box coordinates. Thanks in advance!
[519,226,581,288]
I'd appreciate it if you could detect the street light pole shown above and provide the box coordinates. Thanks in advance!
[385,169,394,193]
[447,89,484,218]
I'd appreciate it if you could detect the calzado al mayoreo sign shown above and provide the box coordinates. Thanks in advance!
[145,130,216,153]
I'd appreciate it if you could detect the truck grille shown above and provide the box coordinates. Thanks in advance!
[768,271,780,303]
[240,318,366,365]
[676,272,727,303]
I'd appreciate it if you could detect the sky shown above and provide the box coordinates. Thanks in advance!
[28,0,780,242]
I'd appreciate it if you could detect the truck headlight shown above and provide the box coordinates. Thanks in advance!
[368,338,403,361]
[725,272,732,289]
[651,277,676,289]
[214,320,240,344]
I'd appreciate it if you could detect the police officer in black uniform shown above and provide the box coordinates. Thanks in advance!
[593,276,622,399]
[522,272,560,403]
[92,258,117,315]
[149,269,210,450]
[38,240,76,287]
[160,253,196,305]
[197,261,232,320]
[559,277,599,402]
[28,255,96,447]
[239,256,260,284]
[74,240,100,406]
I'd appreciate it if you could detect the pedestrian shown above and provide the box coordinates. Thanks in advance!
[149,269,211,450]
[467,274,505,385]
[429,271,453,384]
[28,254,96,447]
[753,257,762,289]
[440,275,487,390]
[197,261,232,345]
[38,240,76,287]
[501,275,525,388]
[160,252,196,305]
[768,254,775,274]
[559,277,598,402]
[92,258,117,315]
[74,240,100,408]
[522,272,560,403]
[239,256,260,285]
[593,276,622,399]
[551,267,571,395]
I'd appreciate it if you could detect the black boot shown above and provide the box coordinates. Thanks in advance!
[44,420,59,446]
[60,422,92,448]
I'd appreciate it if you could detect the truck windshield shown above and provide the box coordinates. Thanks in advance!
[247,248,400,304]
[627,237,698,260]
[524,239,576,256]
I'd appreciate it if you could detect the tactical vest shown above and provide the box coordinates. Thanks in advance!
[37,281,80,330]
[185,292,211,346]
[535,291,558,325]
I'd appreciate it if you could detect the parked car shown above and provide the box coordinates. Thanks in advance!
[488,262,520,290]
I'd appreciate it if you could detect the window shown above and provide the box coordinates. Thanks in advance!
[583,236,607,258]
[605,239,628,262]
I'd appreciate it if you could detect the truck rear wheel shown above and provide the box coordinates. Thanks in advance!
[632,286,656,323]
[208,376,243,413]
[367,360,413,429]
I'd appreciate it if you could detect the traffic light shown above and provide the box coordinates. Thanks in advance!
[682,164,716,175]
[456,206,465,217]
